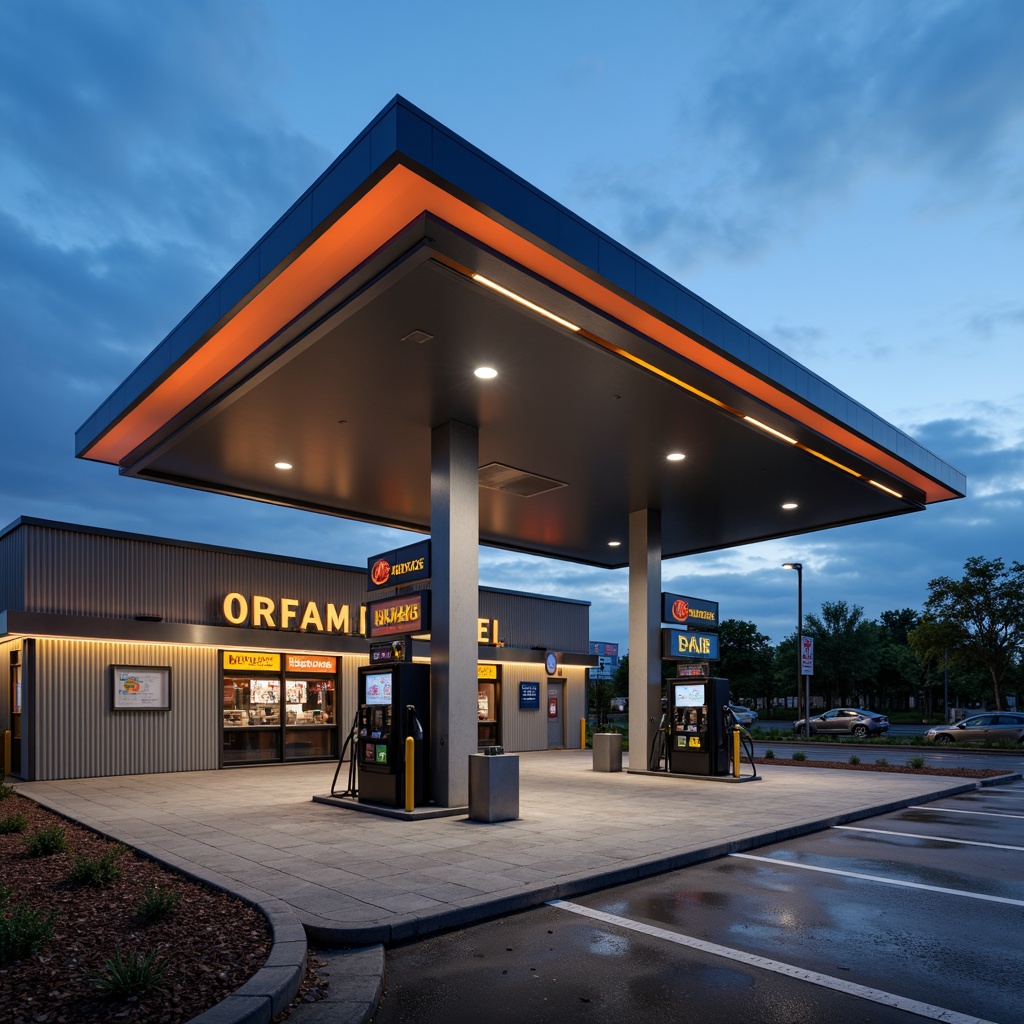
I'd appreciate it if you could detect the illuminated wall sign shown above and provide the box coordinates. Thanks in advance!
[662,629,720,661]
[367,539,431,591]
[222,651,281,672]
[677,662,709,678]
[478,618,500,645]
[661,592,719,629]
[367,591,431,638]
[477,664,498,680]
[284,654,336,673]
[221,593,362,634]
[519,682,541,710]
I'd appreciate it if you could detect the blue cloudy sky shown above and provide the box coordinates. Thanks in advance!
[2,1,1022,647]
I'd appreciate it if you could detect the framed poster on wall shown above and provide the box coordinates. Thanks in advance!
[111,666,171,711]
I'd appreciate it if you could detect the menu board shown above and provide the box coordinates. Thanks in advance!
[112,666,171,711]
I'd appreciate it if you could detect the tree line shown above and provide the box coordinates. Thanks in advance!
[593,556,1024,720]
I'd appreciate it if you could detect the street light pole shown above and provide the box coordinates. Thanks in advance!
[782,563,806,737]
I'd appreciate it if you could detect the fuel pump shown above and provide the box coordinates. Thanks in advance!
[667,676,730,776]
[357,663,430,807]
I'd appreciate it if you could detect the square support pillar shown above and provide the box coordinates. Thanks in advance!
[628,508,662,770]
[430,421,480,807]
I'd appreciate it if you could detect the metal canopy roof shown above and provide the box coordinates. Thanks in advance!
[76,97,965,569]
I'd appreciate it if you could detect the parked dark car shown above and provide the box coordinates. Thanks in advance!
[792,708,889,738]
[924,712,1024,745]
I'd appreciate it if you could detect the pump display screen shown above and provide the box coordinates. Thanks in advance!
[365,672,392,706]
[674,683,705,707]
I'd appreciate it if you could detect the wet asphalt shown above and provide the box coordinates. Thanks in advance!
[371,780,1024,1024]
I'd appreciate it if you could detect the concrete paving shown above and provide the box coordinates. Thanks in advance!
[14,751,1020,1024]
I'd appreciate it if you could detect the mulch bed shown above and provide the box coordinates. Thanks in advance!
[1,791,271,1024]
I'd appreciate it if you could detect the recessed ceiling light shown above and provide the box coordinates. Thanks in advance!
[782,502,798,510]
[474,366,498,379]
[274,462,292,470]
[608,540,621,547]
[666,452,686,462]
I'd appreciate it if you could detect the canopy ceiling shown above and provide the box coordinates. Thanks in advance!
[77,98,965,569]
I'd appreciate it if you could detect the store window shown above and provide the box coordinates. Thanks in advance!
[221,651,339,766]
[477,665,501,749]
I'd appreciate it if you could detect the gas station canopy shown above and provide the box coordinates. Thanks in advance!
[76,97,965,566]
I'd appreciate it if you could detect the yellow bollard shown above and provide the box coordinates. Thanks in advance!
[732,726,741,778]
[580,717,587,749]
[404,735,415,812]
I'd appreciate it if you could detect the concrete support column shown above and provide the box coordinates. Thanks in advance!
[430,421,480,807]
[628,508,662,770]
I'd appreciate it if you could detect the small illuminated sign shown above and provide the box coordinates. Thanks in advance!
[367,540,431,591]
[366,591,430,638]
[222,651,281,671]
[662,629,720,660]
[661,592,719,629]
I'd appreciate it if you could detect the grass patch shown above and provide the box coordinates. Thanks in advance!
[138,885,181,924]
[93,949,168,998]
[908,755,927,770]
[848,755,861,765]
[791,751,807,762]
[66,846,126,888]
[0,782,16,801]
[24,823,68,857]
[0,886,58,963]
[875,758,889,766]
[0,811,28,834]
[763,749,775,760]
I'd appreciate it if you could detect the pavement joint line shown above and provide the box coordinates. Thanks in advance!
[730,852,1024,907]
[834,825,1024,851]
[547,899,999,1024]
[908,804,1024,819]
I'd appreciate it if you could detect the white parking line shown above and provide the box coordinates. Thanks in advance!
[909,805,1024,820]
[730,853,1024,907]
[548,899,997,1024]
[835,825,1024,851]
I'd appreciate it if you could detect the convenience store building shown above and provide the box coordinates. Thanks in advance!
[0,517,592,782]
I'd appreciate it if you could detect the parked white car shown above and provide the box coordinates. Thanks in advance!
[728,703,758,727]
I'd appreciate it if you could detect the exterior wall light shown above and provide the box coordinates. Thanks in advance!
[781,502,798,509]
[474,367,498,379]
[274,462,293,470]
[666,452,686,462]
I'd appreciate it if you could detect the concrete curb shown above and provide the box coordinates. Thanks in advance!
[292,774,1020,948]
[13,786,308,1024]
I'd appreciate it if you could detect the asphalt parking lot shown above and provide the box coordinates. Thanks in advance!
[372,780,1024,1023]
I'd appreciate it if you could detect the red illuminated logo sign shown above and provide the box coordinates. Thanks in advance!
[370,559,391,586]
[672,599,689,622]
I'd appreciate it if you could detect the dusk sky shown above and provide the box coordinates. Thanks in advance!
[2,1,1022,648]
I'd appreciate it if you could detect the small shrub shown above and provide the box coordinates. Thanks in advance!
[0,812,28,834]
[67,846,125,888]
[848,755,861,765]
[875,758,889,766]
[763,749,775,760]
[24,824,68,857]
[93,949,168,998]
[908,755,926,770]
[0,782,15,800]
[138,885,181,924]
[792,751,807,762]
[0,889,58,963]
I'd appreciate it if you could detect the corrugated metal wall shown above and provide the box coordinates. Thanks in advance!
[32,639,219,780]
[479,589,589,652]
[0,526,26,613]
[497,664,587,751]
[22,523,366,626]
